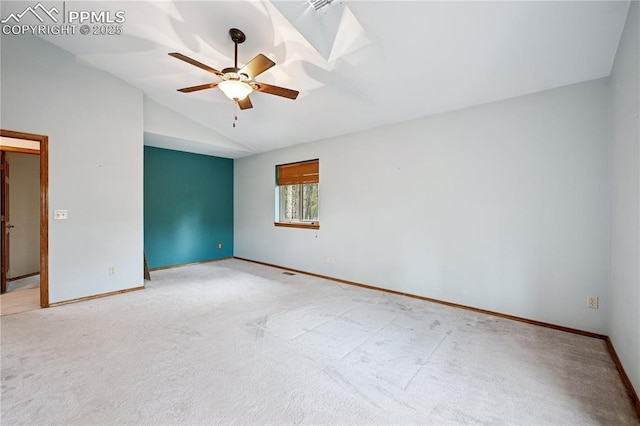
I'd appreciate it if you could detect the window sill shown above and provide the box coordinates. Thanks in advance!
[274,222,320,230]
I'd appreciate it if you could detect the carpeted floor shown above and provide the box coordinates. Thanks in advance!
[1,259,637,425]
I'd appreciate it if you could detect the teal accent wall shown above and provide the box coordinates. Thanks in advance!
[144,146,233,269]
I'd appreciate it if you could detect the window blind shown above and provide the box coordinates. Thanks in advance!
[277,159,319,185]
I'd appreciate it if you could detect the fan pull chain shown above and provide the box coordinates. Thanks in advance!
[232,104,239,128]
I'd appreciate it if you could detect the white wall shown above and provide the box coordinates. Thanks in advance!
[235,78,611,333]
[1,35,144,303]
[7,152,40,278]
[610,1,640,398]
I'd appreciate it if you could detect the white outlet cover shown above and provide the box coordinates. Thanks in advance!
[54,210,68,220]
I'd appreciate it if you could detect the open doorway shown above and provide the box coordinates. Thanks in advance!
[0,130,48,315]
[4,152,40,289]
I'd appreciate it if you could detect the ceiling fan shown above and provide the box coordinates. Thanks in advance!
[169,28,299,110]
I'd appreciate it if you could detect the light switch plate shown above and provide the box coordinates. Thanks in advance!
[54,210,68,220]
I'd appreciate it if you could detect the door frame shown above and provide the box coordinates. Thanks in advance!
[0,129,49,308]
[1,151,8,293]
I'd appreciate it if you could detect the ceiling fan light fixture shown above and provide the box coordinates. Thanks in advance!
[218,80,253,101]
[170,28,299,110]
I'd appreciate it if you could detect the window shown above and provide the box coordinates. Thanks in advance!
[275,159,319,229]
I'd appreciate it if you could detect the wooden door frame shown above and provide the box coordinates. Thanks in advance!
[1,151,8,293]
[0,129,49,308]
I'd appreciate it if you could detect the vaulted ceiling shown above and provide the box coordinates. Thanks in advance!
[14,1,632,157]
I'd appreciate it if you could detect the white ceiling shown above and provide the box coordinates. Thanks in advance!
[19,0,631,157]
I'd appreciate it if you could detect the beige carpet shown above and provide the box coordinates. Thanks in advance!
[1,259,637,425]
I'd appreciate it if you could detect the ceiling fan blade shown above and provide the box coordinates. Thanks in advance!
[237,96,253,110]
[238,54,275,79]
[253,82,299,100]
[177,82,219,93]
[169,53,224,78]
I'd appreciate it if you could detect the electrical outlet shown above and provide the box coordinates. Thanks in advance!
[54,210,68,220]
[587,296,598,309]
[109,267,116,276]
[325,256,335,264]
[217,242,222,249]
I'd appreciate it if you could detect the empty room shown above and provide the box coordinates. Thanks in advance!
[1,0,638,424]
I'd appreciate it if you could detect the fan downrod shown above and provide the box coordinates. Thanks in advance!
[229,28,245,69]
